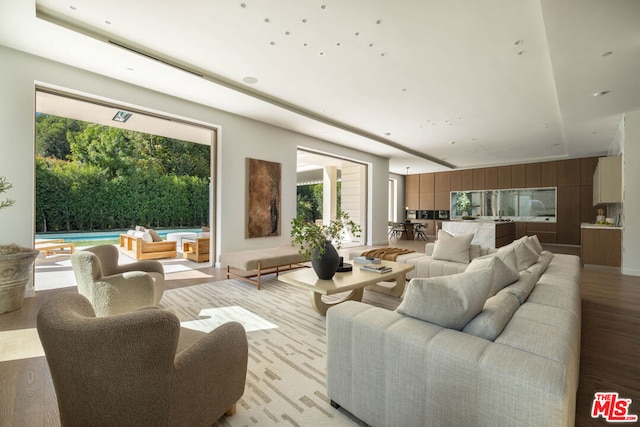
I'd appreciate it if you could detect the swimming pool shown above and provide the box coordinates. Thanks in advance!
[36,228,203,242]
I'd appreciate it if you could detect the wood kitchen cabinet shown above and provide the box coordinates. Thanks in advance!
[581,226,621,267]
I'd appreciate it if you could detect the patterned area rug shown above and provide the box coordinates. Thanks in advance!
[160,275,401,427]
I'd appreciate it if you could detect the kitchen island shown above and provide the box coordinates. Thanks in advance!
[441,220,516,248]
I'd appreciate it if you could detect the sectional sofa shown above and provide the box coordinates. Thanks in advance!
[327,234,581,426]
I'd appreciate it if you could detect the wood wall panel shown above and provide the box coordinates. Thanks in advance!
[461,170,473,190]
[485,167,498,189]
[525,163,541,187]
[511,164,526,188]
[450,170,462,191]
[540,161,557,187]
[558,159,581,187]
[473,168,485,190]
[497,166,512,189]
[581,157,599,186]
[435,192,450,211]
[557,185,581,244]
[435,171,451,193]
[405,174,420,210]
[419,173,434,193]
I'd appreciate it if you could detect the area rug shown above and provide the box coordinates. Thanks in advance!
[160,275,401,427]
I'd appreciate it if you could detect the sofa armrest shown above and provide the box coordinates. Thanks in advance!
[170,322,248,425]
[425,242,436,256]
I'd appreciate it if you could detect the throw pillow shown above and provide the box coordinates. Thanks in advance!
[494,247,518,272]
[466,255,519,297]
[463,291,521,341]
[396,268,493,330]
[514,239,539,271]
[432,230,474,264]
[528,235,543,254]
[469,244,482,260]
[147,229,163,242]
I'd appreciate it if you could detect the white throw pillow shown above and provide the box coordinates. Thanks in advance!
[396,268,493,330]
[514,239,539,271]
[467,255,520,297]
[432,230,474,264]
[528,235,543,254]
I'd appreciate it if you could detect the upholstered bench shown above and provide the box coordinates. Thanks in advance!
[219,241,307,289]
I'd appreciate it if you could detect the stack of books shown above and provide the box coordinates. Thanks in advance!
[353,256,381,264]
[360,264,392,274]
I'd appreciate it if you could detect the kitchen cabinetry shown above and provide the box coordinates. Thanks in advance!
[581,224,621,267]
[593,156,622,205]
[406,174,420,210]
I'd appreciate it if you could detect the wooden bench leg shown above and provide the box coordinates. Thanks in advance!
[224,403,237,416]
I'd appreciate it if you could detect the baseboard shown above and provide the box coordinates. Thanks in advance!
[622,267,640,276]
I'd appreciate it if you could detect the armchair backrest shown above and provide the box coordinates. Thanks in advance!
[37,293,180,426]
[70,250,103,300]
[82,244,120,276]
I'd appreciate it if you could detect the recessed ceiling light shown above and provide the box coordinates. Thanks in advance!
[383,132,391,136]
[376,20,383,25]
[321,4,327,9]
[69,5,77,11]
[126,67,134,71]
[104,20,111,25]
[264,18,270,23]
[240,3,246,8]
[517,50,526,55]
[270,41,275,45]
[450,141,456,145]
[593,91,610,97]
[550,143,561,147]
[302,18,308,23]
[112,111,132,123]
[242,76,258,84]
[514,40,524,45]
[602,51,613,57]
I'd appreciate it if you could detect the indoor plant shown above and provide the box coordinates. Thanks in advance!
[290,211,362,280]
[0,176,40,314]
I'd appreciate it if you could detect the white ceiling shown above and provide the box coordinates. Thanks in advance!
[1,0,638,174]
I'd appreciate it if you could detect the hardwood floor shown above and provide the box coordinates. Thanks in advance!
[1,240,638,426]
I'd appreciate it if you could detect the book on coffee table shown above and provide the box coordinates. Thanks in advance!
[353,256,381,264]
[361,264,392,274]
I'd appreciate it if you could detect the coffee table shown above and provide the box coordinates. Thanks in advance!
[277,261,414,315]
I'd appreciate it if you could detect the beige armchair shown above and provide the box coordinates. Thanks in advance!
[71,244,165,316]
[37,292,248,427]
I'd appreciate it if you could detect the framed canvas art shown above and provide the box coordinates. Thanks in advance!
[246,158,281,238]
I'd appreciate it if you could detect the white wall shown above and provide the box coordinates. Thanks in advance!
[0,45,390,286]
[622,111,640,276]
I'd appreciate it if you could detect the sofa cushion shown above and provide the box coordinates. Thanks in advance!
[396,268,493,330]
[469,244,482,260]
[432,230,474,264]
[147,229,163,243]
[463,291,520,341]
[466,255,519,297]
[132,230,153,243]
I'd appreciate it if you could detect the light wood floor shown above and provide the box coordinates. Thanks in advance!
[1,239,638,426]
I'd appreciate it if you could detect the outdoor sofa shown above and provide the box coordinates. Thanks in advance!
[119,228,177,261]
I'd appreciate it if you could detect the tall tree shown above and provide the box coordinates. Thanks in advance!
[35,114,86,159]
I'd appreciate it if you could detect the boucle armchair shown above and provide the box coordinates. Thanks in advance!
[37,293,248,427]
[71,244,165,316]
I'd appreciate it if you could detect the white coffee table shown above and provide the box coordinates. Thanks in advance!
[277,261,414,315]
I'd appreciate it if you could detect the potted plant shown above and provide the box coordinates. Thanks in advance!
[290,211,362,280]
[0,176,40,314]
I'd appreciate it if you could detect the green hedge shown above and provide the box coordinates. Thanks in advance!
[35,157,209,232]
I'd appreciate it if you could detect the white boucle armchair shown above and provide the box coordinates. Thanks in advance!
[71,244,165,316]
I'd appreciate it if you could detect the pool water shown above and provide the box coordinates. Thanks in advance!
[36,228,203,242]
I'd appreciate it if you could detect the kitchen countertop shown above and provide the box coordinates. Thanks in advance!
[580,222,622,230]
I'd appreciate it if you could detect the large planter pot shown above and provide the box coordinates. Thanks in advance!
[0,249,39,314]
[311,240,340,280]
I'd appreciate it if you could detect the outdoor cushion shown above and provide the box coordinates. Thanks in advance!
[148,228,163,242]
[432,230,474,264]
[396,268,493,330]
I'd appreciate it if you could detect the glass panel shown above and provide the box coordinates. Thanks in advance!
[450,187,556,222]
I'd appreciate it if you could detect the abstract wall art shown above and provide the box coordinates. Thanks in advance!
[246,158,281,238]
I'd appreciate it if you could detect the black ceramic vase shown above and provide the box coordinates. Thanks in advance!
[311,240,340,280]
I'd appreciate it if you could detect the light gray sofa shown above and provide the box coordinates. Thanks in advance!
[327,237,581,427]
